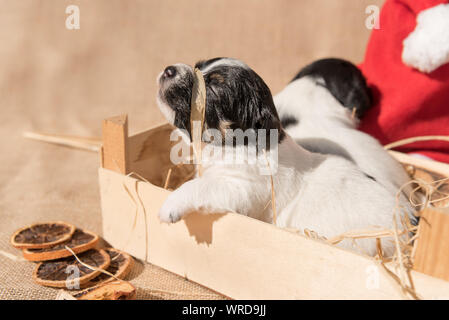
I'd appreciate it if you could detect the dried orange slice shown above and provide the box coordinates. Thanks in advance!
[32,249,110,288]
[82,248,133,288]
[22,229,99,261]
[73,281,136,300]
[408,166,449,208]
[11,222,75,249]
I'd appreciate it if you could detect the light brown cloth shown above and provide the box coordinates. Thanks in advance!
[0,0,383,299]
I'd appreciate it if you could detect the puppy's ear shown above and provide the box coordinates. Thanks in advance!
[253,93,283,132]
[202,64,284,143]
[244,75,285,142]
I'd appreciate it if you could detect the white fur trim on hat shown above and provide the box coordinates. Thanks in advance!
[402,4,449,73]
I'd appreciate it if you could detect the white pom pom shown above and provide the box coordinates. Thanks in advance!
[402,4,449,73]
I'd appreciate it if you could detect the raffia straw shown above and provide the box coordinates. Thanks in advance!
[377,261,420,300]
[123,161,195,228]
[164,158,197,190]
[427,177,449,205]
[384,135,449,150]
[262,199,272,212]
[262,149,277,225]
[350,238,370,256]
[320,165,449,299]
[64,246,211,298]
[64,246,122,281]
[67,168,210,298]
[163,168,173,189]
[405,176,449,207]
[391,211,409,295]
[301,165,447,252]
[304,228,327,241]
[121,171,151,261]
[376,238,383,260]
[122,180,139,247]
[351,107,357,120]
[410,223,422,263]
[190,68,206,177]
[372,209,419,300]
[327,228,398,245]
[23,131,101,152]
[378,168,448,300]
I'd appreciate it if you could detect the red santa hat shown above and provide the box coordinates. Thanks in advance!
[359,0,449,163]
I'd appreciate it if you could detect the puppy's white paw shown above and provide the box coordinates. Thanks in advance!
[402,4,449,73]
[158,193,191,223]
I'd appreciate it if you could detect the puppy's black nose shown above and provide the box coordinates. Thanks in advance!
[163,66,177,78]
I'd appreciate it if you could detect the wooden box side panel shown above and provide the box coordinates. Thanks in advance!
[99,123,449,299]
[414,208,449,282]
[99,167,449,299]
[102,115,129,174]
[390,151,449,282]
[99,167,164,259]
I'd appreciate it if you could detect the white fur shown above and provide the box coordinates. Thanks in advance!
[402,4,449,73]
[274,77,413,199]
[159,133,412,256]
[156,94,175,124]
[201,58,249,73]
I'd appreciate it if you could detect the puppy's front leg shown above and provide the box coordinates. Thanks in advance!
[159,176,253,223]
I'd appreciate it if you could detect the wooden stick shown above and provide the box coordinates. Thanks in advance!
[102,114,129,174]
[23,131,101,152]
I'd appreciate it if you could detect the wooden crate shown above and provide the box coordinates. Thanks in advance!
[99,115,449,299]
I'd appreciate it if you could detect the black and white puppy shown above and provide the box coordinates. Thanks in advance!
[274,58,413,199]
[156,57,414,256]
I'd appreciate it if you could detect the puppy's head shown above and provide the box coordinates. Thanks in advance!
[157,58,283,145]
[291,58,372,120]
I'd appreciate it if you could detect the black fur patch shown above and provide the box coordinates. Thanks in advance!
[291,58,372,119]
[160,58,285,148]
[161,71,194,134]
[202,63,285,146]
[364,173,376,182]
[280,115,299,129]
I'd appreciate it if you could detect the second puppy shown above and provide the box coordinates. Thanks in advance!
[274,58,414,199]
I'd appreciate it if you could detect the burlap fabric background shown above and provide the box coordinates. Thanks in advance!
[0,0,383,300]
